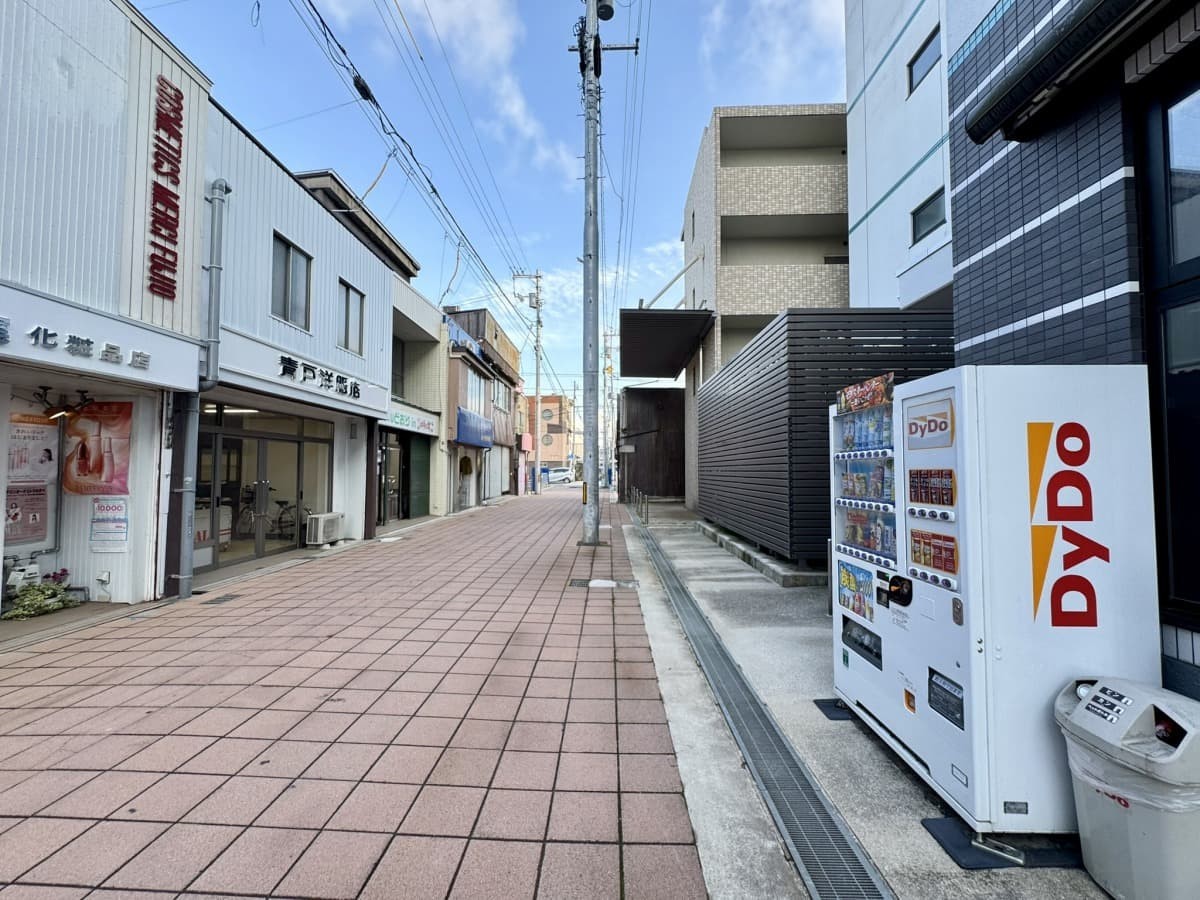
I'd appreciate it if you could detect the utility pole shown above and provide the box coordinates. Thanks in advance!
[575,0,635,544]
[514,272,543,493]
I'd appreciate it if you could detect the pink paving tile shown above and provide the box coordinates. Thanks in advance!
[571,678,616,699]
[473,789,551,840]
[532,661,575,679]
[417,691,475,718]
[463,689,519,716]
[275,829,390,899]
[346,669,401,691]
[221,684,292,708]
[449,839,541,900]
[303,742,386,780]
[567,698,617,723]
[104,823,240,891]
[176,737,272,775]
[0,886,89,899]
[272,686,338,712]
[171,707,257,736]
[0,770,96,816]
[254,778,354,828]
[0,817,93,882]
[617,724,675,754]
[491,751,559,791]
[616,678,661,700]
[451,657,496,675]
[366,744,443,783]
[547,791,619,842]
[537,843,620,900]
[189,826,315,895]
[506,721,564,752]
[21,820,168,885]
[182,775,289,825]
[283,711,357,742]
[395,672,443,692]
[449,718,512,750]
[337,713,407,744]
[620,754,683,792]
[616,662,658,679]
[562,723,617,754]
[516,697,569,722]
[112,773,225,822]
[480,674,529,696]
[526,677,573,699]
[398,785,485,836]
[115,735,215,772]
[326,781,418,832]
[618,699,668,724]
[572,661,615,679]
[555,753,618,792]
[302,667,359,689]
[40,771,161,818]
[359,835,465,900]
[394,715,461,746]
[243,739,328,777]
[226,708,307,740]
[621,793,695,843]
[622,845,707,900]
[428,748,500,787]
[438,673,487,694]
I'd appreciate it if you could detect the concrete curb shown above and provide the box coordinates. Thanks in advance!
[694,521,828,587]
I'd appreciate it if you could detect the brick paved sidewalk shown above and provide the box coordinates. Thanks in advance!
[0,493,707,899]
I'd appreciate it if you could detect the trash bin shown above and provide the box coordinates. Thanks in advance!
[1054,677,1200,900]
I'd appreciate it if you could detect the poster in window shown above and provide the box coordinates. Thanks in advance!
[63,402,133,496]
[6,411,58,545]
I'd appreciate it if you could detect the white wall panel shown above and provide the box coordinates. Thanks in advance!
[207,111,392,394]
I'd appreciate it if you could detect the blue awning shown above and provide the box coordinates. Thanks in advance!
[455,407,494,447]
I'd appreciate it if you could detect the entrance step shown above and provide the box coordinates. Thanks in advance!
[694,521,827,587]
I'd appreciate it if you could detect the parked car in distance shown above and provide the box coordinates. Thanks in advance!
[547,467,572,484]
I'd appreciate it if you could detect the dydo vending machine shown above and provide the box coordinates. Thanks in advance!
[830,366,1160,834]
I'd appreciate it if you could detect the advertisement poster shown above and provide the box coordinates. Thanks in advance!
[838,560,876,622]
[837,372,894,414]
[89,497,129,552]
[5,483,49,545]
[6,411,58,545]
[64,402,132,496]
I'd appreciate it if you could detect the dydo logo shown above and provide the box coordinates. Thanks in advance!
[1027,422,1109,627]
[906,398,954,451]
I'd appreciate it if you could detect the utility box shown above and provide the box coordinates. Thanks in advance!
[1055,678,1200,900]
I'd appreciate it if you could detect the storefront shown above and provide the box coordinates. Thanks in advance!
[1,286,202,606]
[377,401,439,526]
[452,407,493,512]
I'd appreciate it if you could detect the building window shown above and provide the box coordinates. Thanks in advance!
[271,234,311,329]
[338,280,364,354]
[493,379,512,411]
[465,367,486,414]
[1168,86,1200,266]
[911,189,946,244]
[908,27,941,94]
[391,337,405,399]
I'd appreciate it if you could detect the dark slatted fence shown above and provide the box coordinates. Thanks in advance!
[617,388,685,503]
[697,309,954,565]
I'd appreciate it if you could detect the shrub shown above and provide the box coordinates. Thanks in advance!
[2,571,78,620]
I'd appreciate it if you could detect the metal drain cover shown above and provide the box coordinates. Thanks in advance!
[201,594,240,605]
[568,579,590,588]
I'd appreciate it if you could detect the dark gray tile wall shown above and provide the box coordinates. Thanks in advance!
[948,0,1146,365]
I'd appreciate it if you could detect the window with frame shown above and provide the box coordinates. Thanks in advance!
[908,27,941,94]
[271,234,311,329]
[911,188,946,244]
[338,280,364,354]
[391,337,405,399]
[465,367,486,414]
[493,379,512,412]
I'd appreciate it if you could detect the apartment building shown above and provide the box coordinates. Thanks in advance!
[620,105,849,508]
[527,394,578,471]
[845,1,953,310]
[944,0,1200,698]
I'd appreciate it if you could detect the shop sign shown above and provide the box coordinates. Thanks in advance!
[837,372,894,414]
[89,497,129,552]
[146,76,186,302]
[278,355,361,399]
[456,407,494,448]
[0,317,152,370]
[383,403,438,436]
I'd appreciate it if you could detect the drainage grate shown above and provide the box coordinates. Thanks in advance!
[568,579,591,588]
[201,594,240,605]
[636,522,893,900]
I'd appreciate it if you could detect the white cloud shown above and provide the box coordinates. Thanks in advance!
[701,0,846,101]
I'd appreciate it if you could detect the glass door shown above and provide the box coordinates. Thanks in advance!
[221,436,259,565]
[381,437,403,522]
[262,439,301,556]
[217,437,301,564]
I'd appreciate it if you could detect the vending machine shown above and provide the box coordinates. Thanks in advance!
[830,366,1161,834]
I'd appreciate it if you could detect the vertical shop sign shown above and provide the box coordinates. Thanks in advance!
[5,412,57,545]
[147,76,185,301]
[89,498,129,552]
[64,402,133,496]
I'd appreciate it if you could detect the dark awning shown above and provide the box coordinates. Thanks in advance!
[965,0,1149,144]
[619,309,714,378]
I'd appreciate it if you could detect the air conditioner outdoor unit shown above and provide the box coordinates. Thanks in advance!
[305,511,344,547]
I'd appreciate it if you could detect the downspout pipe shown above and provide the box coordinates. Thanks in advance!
[173,178,230,599]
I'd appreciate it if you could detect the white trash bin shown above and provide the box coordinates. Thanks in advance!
[1054,677,1200,900]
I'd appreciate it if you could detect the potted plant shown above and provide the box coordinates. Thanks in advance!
[1,569,79,620]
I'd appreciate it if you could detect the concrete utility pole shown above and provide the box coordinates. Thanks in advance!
[576,0,635,543]
[515,272,543,493]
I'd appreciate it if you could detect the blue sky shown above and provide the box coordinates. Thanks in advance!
[134,0,846,395]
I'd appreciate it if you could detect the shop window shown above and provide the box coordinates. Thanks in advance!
[304,419,334,439]
[908,27,941,94]
[271,234,311,329]
[1168,87,1200,266]
[391,337,406,399]
[338,280,364,354]
[911,188,946,244]
[302,442,331,516]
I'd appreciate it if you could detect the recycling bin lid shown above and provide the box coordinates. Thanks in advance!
[1055,677,1200,786]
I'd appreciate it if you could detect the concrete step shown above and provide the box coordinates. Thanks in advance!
[694,521,828,587]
